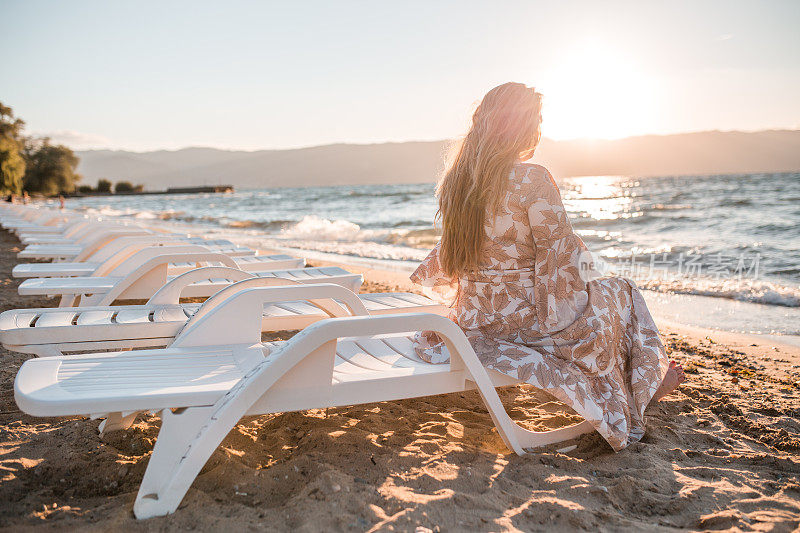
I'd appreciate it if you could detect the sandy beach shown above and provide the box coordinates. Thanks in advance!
[1,227,799,531]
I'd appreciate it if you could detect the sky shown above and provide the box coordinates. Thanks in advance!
[2,0,799,151]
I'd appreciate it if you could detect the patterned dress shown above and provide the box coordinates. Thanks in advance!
[411,163,669,451]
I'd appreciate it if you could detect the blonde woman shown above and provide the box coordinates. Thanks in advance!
[412,82,684,451]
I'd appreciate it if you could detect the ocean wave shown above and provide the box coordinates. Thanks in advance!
[719,198,753,207]
[344,189,430,199]
[385,228,441,249]
[634,277,800,307]
[647,203,693,211]
[224,219,294,231]
[279,215,365,241]
[273,215,440,249]
[391,219,436,228]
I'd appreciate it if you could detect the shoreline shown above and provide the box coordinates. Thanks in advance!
[0,228,799,530]
[290,249,800,353]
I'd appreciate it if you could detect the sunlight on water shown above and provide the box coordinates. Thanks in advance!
[561,176,636,221]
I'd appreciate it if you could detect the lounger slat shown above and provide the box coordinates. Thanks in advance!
[261,304,297,317]
[351,337,420,368]
[59,374,238,387]
[330,355,375,378]
[75,310,116,326]
[35,311,78,328]
[279,269,310,280]
[273,301,326,316]
[0,310,39,329]
[59,367,238,380]
[359,297,394,311]
[380,335,427,363]
[389,293,433,305]
[115,310,154,324]
[153,306,193,323]
[335,340,399,371]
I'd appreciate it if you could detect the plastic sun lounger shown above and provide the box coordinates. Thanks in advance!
[13,237,297,279]
[17,227,158,260]
[1,209,75,230]
[1,267,446,356]
[18,225,136,245]
[13,234,233,275]
[17,219,95,240]
[16,230,255,262]
[4,215,76,232]
[17,246,362,307]
[14,217,136,241]
[14,283,595,519]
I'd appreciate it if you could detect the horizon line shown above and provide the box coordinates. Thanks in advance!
[67,127,800,154]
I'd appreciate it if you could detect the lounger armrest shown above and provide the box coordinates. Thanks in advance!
[147,266,254,305]
[171,284,369,348]
[94,251,241,306]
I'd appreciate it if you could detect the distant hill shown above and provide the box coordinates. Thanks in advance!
[76,130,800,189]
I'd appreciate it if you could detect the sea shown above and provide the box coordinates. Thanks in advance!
[63,171,800,339]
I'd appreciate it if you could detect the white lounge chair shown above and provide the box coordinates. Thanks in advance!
[17,246,361,307]
[13,238,296,278]
[1,208,76,231]
[14,217,141,242]
[14,283,594,519]
[16,219,95,240]
[17,227,158,260]
[1,267,445,356]
[17,230,255,262]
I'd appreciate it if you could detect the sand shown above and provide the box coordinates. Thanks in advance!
[1,228,799,531]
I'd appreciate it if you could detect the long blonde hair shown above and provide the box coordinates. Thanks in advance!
[436,82,543,277]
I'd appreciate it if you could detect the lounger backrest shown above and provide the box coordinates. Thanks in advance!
[67,228,152,260]
[81,236,182,267]
[96,245,223,277]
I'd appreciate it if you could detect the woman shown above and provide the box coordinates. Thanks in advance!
[412,82,684,451]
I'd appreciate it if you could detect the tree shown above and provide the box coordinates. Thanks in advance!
[114,180,143,193]
[0,102,26,195]
[96,179,112,193]
[23,137,82,196]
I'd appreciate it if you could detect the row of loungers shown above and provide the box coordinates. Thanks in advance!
[0,203,594,519]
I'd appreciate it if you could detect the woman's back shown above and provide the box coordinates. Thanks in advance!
[474,163,539,273]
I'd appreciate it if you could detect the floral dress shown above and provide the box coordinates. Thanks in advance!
[411,163,669,451]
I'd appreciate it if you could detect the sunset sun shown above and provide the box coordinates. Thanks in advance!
[539,43,657,140]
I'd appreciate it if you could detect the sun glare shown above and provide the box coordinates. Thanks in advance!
[538,43,658,140]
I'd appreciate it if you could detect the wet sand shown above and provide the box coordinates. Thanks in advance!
[0,228,799,531]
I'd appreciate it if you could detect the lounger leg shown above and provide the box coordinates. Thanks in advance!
[99,411,138,434]
[456,359,596,454]
[134,406,216,519]
[30,345,65,358]
[58,294,78,308]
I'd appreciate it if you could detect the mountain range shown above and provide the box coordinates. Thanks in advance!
[76,129,800,189]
